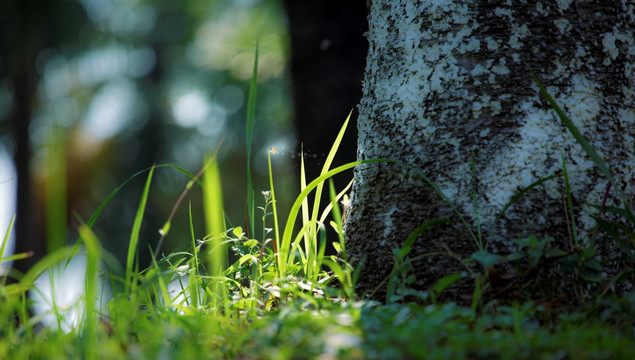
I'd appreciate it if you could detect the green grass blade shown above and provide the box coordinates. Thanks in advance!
[280,159,390,273]
[1,251,32,263]
[148,247,172,308]
[154,141,223,258]
[529,70,616,185]
[188,201,200,308]
[321,258,354,299]
[78,224,101,359]
[486,173,561,248]
[430,273,464,303]
[126,165,155,294]
[267,149,282,276]
[309,111,351,230]
[246,45,259,236]
[203,155,226,307]
[1,214,15,265]
[394,162,479,247]
[313,223,327,289]
[319,179,353,224]
[84,164,197,232]
[68,164,199,267]
[529,68,635,224]
[385,218,448,302]
[189,201,199,273]
[19,246,75,290]
[399,218,450,259]
[300,145,311,259]
[287,220,319,271]
[328,179,346,259]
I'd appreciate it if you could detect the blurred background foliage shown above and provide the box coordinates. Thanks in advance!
[0,0,368,275]
[1,0,295,273]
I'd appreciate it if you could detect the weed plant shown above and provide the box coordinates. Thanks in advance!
[0,51,633,359]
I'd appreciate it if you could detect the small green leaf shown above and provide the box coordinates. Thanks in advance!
[581,246,597,259]
[557,254,579,271]
[239,254,256,266]
[528,249,544,267]
[583,259,603,272]
[243,239,259,249]
[432,273,464,296]
[513,237,532,248]
[580,269,603,283]
[506,252,525,261]
[545,249,567,258]
[400,218,449,258]
[233,226,244,238]
[470,251,502,267]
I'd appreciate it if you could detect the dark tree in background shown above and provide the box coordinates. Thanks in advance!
[1,0,87,277]
[283,0,368,182]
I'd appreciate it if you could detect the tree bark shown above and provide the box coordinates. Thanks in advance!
[345,0,634,301]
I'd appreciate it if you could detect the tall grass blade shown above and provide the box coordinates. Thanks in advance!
[313,222,327,289]
[528,70,616,187]
[148,247,172,308]
[287,219,319,269]
[529,68,634,223]
[319,179,353,224]
[154,140,223,257]
[389,161,480,248]
[385,218,448,302]
[78,224,101,360]
[267,149,282,276]
[321,258,354,299]
[309,112,352,235]
[68,164,197,267]
[84,164,196,232]
[126,165,155,294]
[245,45,259,236]
[486,173,560,248]
[399,219,450,259]
[328,179,346,259]
[188,202,201,307]
[280,159,388,270]
[203,155,226,305]
[300,145,311,260]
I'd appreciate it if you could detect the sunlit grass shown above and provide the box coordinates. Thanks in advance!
[0,59,633,360]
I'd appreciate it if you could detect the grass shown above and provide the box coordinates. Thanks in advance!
[0,53,634,359]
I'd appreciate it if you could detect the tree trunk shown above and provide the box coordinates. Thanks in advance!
[345,0,634,301]
[1,0,87,277]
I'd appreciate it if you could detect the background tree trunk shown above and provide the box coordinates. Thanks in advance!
[282,0,368,183]
[1,0,85,277]
[345,0,634,301]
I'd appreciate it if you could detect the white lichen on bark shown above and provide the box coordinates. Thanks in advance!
[346,0,634,296]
